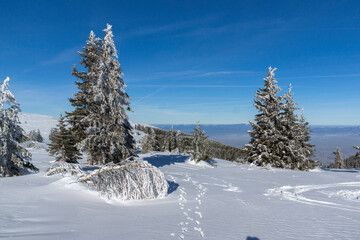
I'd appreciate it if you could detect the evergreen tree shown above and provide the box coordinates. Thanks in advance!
[163,125,177,152]
[47,115,81,163]
[191,122,209,163]
[244,67,286,167]
[281,86,316,169]
[297,108,316,168]
[28,129,43,142]
[280,84,300,167]
[142,128,160,153]
[333,148,345,169]
[0,77,38,177]
[81,24,136,165]
[66,30,102,144]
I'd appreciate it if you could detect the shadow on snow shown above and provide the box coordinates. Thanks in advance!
[167,181,179,194]
[143,154,190,168]
[321,168,360,173]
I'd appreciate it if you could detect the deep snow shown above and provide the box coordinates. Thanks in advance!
[0,113,359,239]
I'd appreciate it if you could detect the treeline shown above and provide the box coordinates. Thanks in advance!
[327,147,360,169]
[135,124,244,162]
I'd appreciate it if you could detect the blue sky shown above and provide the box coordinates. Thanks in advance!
[0,0,359,125]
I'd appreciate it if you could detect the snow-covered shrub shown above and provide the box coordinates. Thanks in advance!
[44,161,86,177]
[80,158,169,201]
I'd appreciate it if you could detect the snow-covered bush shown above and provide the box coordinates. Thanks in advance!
[80,158,169,201]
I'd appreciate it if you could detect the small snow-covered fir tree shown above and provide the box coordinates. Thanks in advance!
[142,128,160,153]
[163,125,177,152]
[47,115,81,163]
[28,129,43,142]
[81,24,136,165]
[66,30,102,144]
[191,122,209,163]
[0,77,38,177]
[244,67,286,167]
[333,148,345,169]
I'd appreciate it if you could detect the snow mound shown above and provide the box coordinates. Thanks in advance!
[80,158,169,201]
[45,161,86,177]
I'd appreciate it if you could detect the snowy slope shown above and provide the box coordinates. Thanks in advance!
[1,150,359,239]
[1,115,359,239]
[19,113,58,142]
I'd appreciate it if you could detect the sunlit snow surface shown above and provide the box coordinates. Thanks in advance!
[0,114,359,239]
[1,150,360,239]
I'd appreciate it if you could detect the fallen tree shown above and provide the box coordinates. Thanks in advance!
[45,158,169,201]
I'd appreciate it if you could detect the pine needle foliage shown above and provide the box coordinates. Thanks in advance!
[66,31,102,144]
[47,115,81,163]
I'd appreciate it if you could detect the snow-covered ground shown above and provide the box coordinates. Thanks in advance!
[0,113,359,239]
[1,150,360,239]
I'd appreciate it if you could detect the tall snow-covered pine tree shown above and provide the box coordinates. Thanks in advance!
[66,31,102,144]
[0,77,38,177]
[81,24,136,165]
[244,67,286,167]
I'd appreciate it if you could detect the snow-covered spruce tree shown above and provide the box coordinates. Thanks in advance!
[66,30,102,144]
[163,125,177,152]
[28,129,43,142]
[244,67,287,167]
[297,108,316,169]
[332,148,345,169]
[81,24,136,165]
[191,122,210,163]
[281,86,316,170]
[47,115,81,163]
[142,128,160,153]
[280,84,300,168]
[0,77,38,177]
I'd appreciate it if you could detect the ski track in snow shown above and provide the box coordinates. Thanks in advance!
[266,182,360,213]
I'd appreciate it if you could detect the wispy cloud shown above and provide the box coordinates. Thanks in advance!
[124,15,220,38]
[130,84,259,88]
[40,46,80,66]
[199,71,255,77]
[279,73,360,80]
[133,86,168,105]
[127,70,257,83]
